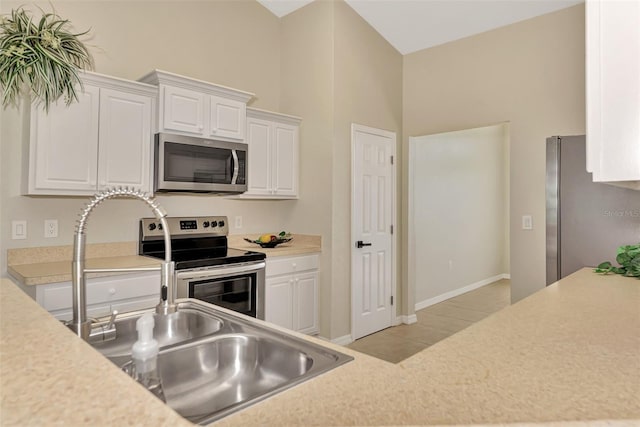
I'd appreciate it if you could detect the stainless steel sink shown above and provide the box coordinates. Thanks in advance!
[91,299,353,424]
[91,308,223,366]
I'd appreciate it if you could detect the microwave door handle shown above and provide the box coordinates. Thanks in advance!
[231,150,239,185]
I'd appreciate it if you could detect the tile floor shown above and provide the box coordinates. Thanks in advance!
[346,279,511,363]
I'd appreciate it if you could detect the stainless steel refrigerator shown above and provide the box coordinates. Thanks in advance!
[546,135,640,285]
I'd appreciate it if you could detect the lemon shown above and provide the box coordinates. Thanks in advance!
[259,234,273,243]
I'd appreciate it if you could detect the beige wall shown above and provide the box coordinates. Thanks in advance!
[1,0,584,340]
[1,1,287,276]
[332,1,403,336]
[280,1,402,339]
[402,4,586,303]
[279,0,336,337]
[410,124,509,305]
[0,0,401,341]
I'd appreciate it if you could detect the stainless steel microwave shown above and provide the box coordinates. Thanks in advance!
[154,133,247,194]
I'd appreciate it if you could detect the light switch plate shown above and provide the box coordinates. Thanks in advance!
[522,215,533,230]
[11,220,27,240]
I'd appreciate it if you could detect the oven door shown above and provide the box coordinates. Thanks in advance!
[176,262,265,319]
[155,133,247,193]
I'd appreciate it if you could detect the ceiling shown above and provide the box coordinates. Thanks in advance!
[257,0,583,55]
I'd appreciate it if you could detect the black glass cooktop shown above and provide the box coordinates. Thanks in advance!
[140,237,265,270]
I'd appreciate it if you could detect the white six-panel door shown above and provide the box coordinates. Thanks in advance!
[351,124,396,340]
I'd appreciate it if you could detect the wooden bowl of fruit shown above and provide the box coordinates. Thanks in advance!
[244,231,293,248]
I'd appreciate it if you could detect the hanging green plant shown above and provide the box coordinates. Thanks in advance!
[0,7,93,111]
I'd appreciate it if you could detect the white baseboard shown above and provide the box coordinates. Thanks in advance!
[415,273,509,312]
[399,314,417,324]
[330,334,353,346]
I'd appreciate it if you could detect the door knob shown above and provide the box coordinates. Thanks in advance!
[356,240,372,248]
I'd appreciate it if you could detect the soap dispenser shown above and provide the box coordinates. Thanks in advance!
[130,312,166,402]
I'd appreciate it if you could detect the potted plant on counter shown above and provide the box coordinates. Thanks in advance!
[0,7,93,111]
[594,244,640,278]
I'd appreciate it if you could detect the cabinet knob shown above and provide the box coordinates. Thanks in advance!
[109,288,116,295]
[292,263,297,269]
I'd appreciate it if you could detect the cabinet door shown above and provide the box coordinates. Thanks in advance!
[294,272,318,334]
[36,272,160,315]
[208,95,246,141]
[265,276,294,330]
[272,122,298,197]
[586,0,640,184]
[246,117,272,196]
[29,85,100,194]
[162,85,205,135]
[98,88,153,191]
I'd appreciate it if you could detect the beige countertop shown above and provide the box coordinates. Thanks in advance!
[7,236,320,287]
[7,241,162,286]
[8,255,162,286]
[227,234,321,257]
[1,268,639,426]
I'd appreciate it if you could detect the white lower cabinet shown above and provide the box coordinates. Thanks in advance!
[35,271,161,321]
[265,254,319,335]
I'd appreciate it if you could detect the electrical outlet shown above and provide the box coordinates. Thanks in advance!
[11,220,27,240]
[235,216,243,229]
[44,219,58,238]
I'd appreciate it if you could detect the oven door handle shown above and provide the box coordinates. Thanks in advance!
[176,261,266,281]
[230,149,239,185]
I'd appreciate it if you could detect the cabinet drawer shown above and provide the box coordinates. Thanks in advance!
[38,281,74,312]
[37,272,160,312]
[87,272,159,304]
[266,254,319,277]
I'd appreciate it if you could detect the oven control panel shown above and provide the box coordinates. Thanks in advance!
[140,216,229,239]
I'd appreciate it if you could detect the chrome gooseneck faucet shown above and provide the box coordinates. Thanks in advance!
[68,187,176,341]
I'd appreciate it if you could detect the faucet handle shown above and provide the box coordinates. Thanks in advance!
[106,310,118,330]
[87,310,118,344]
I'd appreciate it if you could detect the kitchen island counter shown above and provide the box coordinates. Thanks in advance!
[1,268,638,426]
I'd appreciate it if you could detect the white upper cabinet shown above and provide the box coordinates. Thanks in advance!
[242,108,301,199]
[28,72,156,196]
[209,95,247,141]
[139,70,253,142]
[586,0,640,190]
[98,88,153,189]
[30,85,100,193]
[162,85,205,134]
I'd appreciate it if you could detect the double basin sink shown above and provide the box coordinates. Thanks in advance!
[91,299,353,425]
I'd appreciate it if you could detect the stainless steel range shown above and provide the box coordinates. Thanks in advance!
[139,216,266,319]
